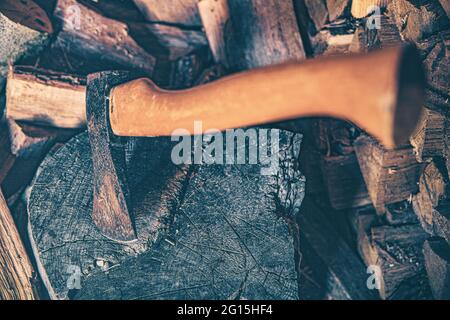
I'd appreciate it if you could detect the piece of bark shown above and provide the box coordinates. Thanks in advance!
[0,0,52,90]
[132,0,207,60]
[198,0,306,71]
[354,135,424,214]
[423,238,450,299]
[388,0,450,42]
[52,0,156,76]
[326,0,351,21]
[6,66,86,129]
[351,0,390,18]
[412,161,448,235]
[0,190,37,300]
[410,108,446,161]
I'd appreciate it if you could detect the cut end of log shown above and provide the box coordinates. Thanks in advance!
[391,45,426,148]
[0,0,53,34]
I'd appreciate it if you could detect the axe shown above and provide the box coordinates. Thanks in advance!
[87,45,425,242]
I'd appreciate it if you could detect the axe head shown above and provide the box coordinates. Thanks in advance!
[86,71,141,242]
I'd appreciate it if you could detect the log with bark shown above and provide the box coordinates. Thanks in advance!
[350,205,432,299]
[132,0,207,60]
[0,0,53,91]
[355,135,424,214]
[0,189,37,300]
[6,66,86,129]
[412,161,450,244]
[312,119,371,210]
[198,0,306,71]
[388,0,450,42]
[410,108,446,161]
[50,0,156,76]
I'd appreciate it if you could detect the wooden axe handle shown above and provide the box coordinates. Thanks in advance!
[110,46,425,149]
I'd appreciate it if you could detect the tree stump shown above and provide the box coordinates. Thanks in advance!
[27,130,304,299]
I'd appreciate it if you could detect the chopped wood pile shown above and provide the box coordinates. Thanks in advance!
[0,0,448,300]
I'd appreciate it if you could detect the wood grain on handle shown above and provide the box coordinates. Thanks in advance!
[110,46,425,149]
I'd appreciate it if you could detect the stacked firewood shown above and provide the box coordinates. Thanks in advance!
[0,0,448,300]
[297,0,449,300]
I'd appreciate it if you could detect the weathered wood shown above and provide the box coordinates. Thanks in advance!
[133,0,201,26]
[385,201,419,226]
[6,66,86,129]
[311,119,370,210]
[0,189,37,300]
[326,0,351,21]
[348,207,379,267]
[28,129,304,299]
[0,122,16,184]
[53,0,156,76]
[298,197,378,299]
[350,26,369,53]
[304,0,329,32]
[132,0,207,60]
[411,159,450,246]
[7,120,54,158]
[198,0,230,66]
[321,154,371,210]
[366,13,403,49]
[417,30,450,115]
[2,120,77,202]
[410,108,446,161]
[388,0,450,42]
[0,0,52,90]
[198,0,306,71]
[423,238,450,299]
[412,161,448,235]
[354,135,424,214]
[369,224,431,299]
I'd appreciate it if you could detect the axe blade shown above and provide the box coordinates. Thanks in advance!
[86,71,140,242]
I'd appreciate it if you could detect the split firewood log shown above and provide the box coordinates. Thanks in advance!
[0,0,53,91]
[6,66,86,129]
[51,0,156,76]
[132,0,207,60]
[0,189,37,300]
